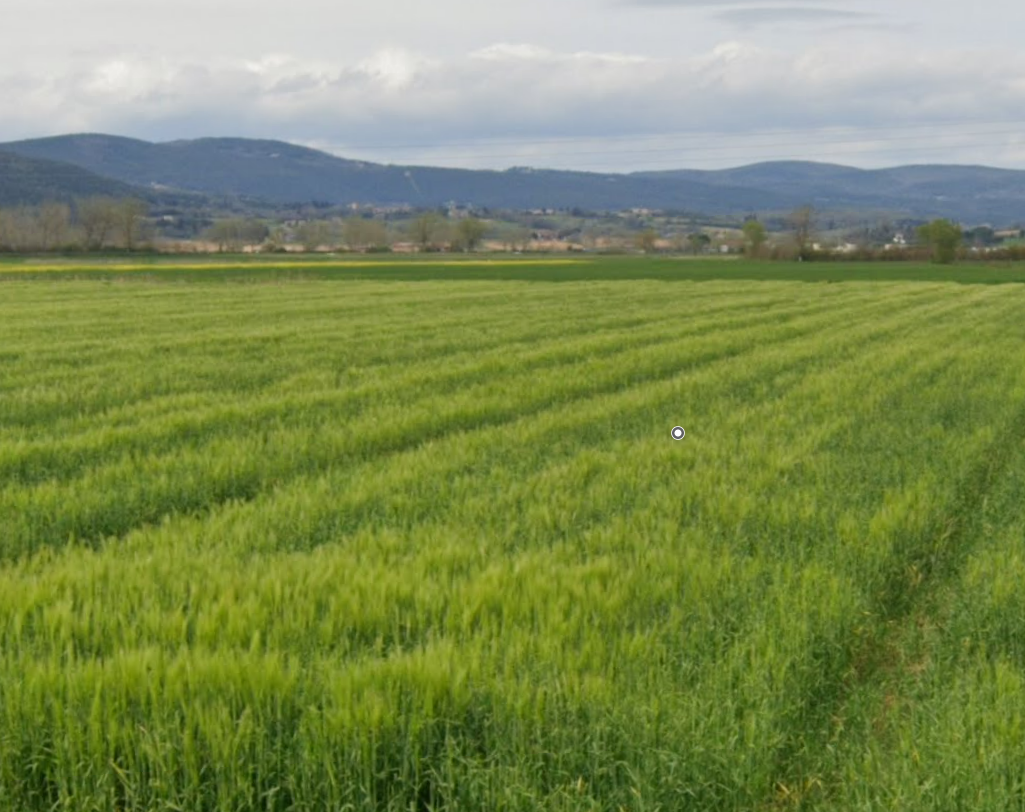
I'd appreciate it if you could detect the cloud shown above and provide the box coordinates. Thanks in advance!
[2,42,1025,170]
[620,0,847,6]
[471,44,647,65]
[714,7,875,26]
[619,0,879,28]
[619,0,882,32]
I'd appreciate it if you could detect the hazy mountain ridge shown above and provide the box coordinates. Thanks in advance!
[0,134,787,212]
[3,134,1025,224]
[635,161,1025,222]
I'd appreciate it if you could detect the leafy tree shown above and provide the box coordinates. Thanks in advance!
[688,232,711,255]
[917,219,962,264]
[742,220,767,257]
[964,225,996,248]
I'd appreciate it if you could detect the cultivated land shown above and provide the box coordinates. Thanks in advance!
[2,257,1025,810]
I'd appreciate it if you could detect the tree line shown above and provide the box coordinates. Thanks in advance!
[0,198,150,252]
[3,197,1020,263]
[202,213,491,253]
[0,200,497,254]
[736,210,1020,264]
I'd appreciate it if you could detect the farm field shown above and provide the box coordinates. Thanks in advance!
[5,252,1025,284]
[2,257,1025,810]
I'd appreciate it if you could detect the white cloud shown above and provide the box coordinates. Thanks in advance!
[471,44,649,65]
[3,42,1025,171]
[356,50,433,91]
[713,7,876,27]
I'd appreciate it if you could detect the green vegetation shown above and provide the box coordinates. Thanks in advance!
[1,257,1025,810]
[4,254,1025,284]
[918,218,964,264]
[742,219,767,257]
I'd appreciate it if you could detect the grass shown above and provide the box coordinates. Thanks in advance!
[3,252,1025,283]
[1,256,1025,810]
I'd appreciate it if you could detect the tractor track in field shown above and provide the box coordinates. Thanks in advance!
[763,394,1025,809]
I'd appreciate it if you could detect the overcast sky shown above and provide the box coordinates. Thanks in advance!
[3,0,1025,171]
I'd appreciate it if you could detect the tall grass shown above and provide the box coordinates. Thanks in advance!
[2,269,1025,810]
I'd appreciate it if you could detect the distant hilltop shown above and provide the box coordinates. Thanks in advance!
[2,133,1025,225]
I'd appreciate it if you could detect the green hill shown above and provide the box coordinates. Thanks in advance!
[0,150,139,206]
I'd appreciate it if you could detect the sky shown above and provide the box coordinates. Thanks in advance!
[3,0,1025,171]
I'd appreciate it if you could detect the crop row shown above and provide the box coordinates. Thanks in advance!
[1,277,1024,810]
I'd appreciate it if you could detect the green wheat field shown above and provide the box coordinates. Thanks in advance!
[2,257,1025,810]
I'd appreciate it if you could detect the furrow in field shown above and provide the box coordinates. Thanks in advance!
[0,286,968,560]
[4,278,1025,812]
[0,283,826,432]
[0,283,824,428]
[0,285,903,483]
[0,286,999,619]
[1,287,1019,759]
[0,279,740,360]
[609,294,1025,809]
[2,287,1000,582]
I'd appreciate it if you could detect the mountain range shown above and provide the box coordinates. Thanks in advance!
[2,133,1024,225]
[0,149,136,207]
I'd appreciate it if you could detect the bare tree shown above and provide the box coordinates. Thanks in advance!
[204,220,235,252]
[343,217,389,251]
[453,217,487,252]
[116,199,149,251]
[204,218,269,252]
[790,206,815,260]
[0,208,35,251]
[38,203,71,250]
[77,197,119,250]
[635,228,658,254]
[294,220,338,252]
[0,209,13,251]
[409,212,446,251]
[504,225,531,252]
[262,226,288,253]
